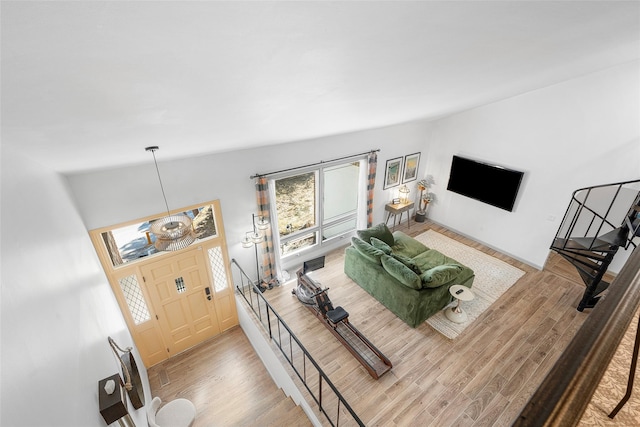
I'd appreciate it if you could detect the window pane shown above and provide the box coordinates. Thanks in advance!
[275,172,316,236]
[118,274,151,325]
[208,246,229,292]
[102,204,217,267]
[105,223,155,265]
[192,205,217,239]
[281,233,317,256]
[323,218,357,241]
[323,162,359,223]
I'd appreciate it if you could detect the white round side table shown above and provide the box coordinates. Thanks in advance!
[446,284,474,323]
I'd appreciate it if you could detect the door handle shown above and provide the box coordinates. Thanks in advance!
[205,287,212,300]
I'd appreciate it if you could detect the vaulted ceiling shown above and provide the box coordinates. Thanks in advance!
[2,1,639,174]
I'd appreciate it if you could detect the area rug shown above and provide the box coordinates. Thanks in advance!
[415,230,526,339]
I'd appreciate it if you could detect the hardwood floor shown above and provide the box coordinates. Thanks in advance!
[147,326,311,427]
[148,220,639,426]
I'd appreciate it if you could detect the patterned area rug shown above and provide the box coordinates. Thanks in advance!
[415,230,525,339]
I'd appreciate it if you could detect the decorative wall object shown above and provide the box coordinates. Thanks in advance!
[402,152,421,183]
[108,336,145,410]
[383,157,403,189]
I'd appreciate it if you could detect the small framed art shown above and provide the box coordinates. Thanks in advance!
[384,157,403,189]
[402,152,421,183]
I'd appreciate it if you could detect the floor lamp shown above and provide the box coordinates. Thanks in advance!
[241,214,270,288]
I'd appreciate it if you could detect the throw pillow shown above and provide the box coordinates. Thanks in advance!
[381,255,421,290]
[351,237,385,264]
[420,264,463,288]
[391,253,421,274]
[357,223,395,247]
[370,237,392,255]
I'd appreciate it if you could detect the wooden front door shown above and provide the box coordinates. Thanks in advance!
[91,200,238,366]
[141,247,221,357]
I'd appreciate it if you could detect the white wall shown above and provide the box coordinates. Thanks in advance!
[67,121,429,281]
[423,61,640,271]
[235,297,322,427]
[0,148,150,427]
[66,62,639,276]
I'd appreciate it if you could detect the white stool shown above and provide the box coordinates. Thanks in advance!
[147,396,196,427]
[446,284,474,323]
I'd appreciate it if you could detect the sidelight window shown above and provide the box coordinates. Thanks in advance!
[118,274,151,325]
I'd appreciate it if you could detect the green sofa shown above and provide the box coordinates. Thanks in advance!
[344,223,475,328]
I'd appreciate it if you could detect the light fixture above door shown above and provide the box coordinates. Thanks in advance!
[146,146,196,251]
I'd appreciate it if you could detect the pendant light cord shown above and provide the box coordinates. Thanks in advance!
[146,146,171,217]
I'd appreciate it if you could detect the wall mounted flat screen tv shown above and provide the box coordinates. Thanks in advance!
[447,155,524,212]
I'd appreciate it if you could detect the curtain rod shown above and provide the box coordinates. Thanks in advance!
[250,149,380,179]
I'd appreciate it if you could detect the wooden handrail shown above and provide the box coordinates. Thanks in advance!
[515,244,640,426]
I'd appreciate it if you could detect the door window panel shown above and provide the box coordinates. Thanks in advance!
[207,246,229,292]
[118,274,151,325]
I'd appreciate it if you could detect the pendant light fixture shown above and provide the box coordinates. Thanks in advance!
[146,146,196,251]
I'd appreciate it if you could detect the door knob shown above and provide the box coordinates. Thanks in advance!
[205,287,212,300]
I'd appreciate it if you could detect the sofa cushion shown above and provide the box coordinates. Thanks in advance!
[420,264,463,288]
[391,253,421,274]
[351,237,384,264]
[412,249,448,272]
[391,231,429,258]
[381,255,421,290]
[370,237,392,254]
[357,223,395,247]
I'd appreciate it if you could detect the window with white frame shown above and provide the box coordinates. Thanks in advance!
[100,204,218,267]
[271,159,364,259]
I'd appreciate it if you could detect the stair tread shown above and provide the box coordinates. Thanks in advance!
[593,279,610,296]
[632,218,640,237]
[253,396,309,427]
[553,251,606,264]
[577,268,598,285]
[552,240,608,261]
[568,236,619,252]
[557,252,602,270]
[597,227,629,247]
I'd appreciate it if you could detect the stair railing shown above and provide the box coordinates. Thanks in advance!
[554,179,640,252]
[231,259,364,427]
[515,243,640,425]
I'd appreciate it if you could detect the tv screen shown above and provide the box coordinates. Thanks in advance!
[446,155,524,212]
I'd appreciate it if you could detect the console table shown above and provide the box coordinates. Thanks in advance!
[385,201,414,231]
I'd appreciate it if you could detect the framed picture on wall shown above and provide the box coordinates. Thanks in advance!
[384,157,403,189]
[402,152,421,183]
